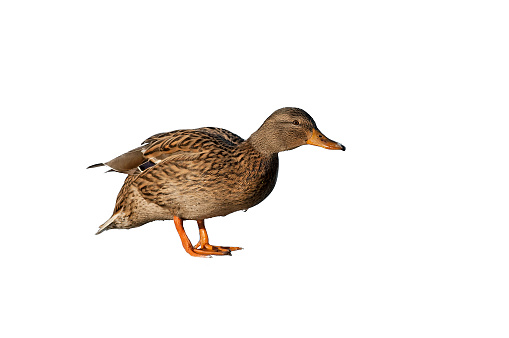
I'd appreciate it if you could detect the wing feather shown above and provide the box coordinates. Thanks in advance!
[88,127,245,175]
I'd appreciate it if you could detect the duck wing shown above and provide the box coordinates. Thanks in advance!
[86,146,146,174]
[88,127,244,174]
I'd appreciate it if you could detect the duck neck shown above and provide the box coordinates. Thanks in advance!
[247,123,285,155]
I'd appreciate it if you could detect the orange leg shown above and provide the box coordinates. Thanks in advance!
[173,216,240,257]
[193,219,243,253]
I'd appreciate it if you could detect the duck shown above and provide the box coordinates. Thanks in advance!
[88,107,345,257]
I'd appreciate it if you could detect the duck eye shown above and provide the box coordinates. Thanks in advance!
[292,120,300,125]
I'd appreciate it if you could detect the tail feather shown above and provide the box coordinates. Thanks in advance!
[95,213,120,235]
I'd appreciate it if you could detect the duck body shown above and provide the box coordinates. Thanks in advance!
[89,107,344,257]
[111,127,278,228]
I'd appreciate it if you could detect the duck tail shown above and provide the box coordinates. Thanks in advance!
[95,213,120,235]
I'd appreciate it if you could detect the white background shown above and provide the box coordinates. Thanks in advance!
[1,1,508,337]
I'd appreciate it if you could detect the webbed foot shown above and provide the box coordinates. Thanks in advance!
[173,216,242,258]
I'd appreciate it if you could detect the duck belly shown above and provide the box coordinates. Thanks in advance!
[153,176,275,220]
[134,154,279,221]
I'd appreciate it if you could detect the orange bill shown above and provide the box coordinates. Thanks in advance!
[306,128,345,150]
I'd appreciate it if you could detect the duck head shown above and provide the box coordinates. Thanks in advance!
[248,107,345,154]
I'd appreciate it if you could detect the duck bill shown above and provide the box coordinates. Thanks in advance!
[306,128,345,150]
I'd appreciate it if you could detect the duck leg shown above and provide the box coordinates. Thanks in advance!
[193,219,243,254]
[173,216,234,257]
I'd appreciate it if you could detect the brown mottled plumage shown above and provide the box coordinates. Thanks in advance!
[89,107,345,257]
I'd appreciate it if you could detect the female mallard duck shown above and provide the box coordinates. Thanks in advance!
[88,107,345,257]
